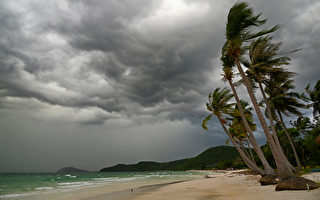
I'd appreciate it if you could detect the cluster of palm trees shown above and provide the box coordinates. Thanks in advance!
[202,2,307,178]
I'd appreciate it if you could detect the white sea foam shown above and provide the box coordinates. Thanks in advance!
[116,177,139,182]
[93,177,119,182]
[58,181,93,189]
[0,193,31,199]
[64,174,76,178]
[35,187,54,191]
[93,177,140,183]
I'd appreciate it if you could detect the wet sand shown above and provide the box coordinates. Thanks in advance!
[82,181,185,200]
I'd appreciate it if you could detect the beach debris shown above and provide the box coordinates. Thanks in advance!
[259,174,279,185]
[231,170,260,176]
[275,176,319,191]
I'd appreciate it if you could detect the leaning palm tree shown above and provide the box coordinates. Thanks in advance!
[228,122,256,164]
[202,87,265,175]
[228,101,258,164]
[223,2,293,178]
[265,75,305,170]
[246,36,297,172]
[221,55,275,174]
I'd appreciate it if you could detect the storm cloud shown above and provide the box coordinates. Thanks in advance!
[0,0,225,125]
[0,0,319,172]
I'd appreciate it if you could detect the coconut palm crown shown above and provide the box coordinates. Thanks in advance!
[223,2,278,59]
[202,88,235,130]
[228,100,257,141]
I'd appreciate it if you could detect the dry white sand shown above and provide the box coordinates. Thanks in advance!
[131,171,320,200]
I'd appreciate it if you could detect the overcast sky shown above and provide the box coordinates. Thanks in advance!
[0,0,319,172]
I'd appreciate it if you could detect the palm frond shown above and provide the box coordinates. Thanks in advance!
[202,113,213,130]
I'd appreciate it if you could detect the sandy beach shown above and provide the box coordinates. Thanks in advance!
[81,170,320,200]
[131,171,320,200]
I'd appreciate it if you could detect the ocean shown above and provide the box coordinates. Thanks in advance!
[0,171,216,199]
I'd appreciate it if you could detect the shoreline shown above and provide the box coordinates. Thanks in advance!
[0,171,212,200]
[30,172,209,200]
[7,170,319,200]
[83,170,320,200]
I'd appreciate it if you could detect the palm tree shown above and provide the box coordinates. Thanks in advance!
[221,55,275,174]
[228,100,258,164]
[306,80,320,123]
[202,87,265,175]
[290,116,312,135]
[265,74,305,170]
[246,36,297,172]
[228,123,256,164]
[223,2,293,178]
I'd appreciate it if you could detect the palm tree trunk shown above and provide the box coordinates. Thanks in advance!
[244,132,258,164]
[228,79,275,174]
[257,81,297,172]
[218,117,266,175]
[245,134,257,164]
[235,57,293,178]
[276,108,302,170]
[246,139,257,165]
[239,140,251,160]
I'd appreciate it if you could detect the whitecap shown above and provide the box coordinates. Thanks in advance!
[64,174,76,178]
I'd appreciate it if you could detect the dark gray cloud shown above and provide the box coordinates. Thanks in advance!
[0,0,229,125]
[0,0,319,171]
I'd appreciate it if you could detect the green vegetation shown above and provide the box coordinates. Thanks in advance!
[259,120,320,169]
[100,146,241,172]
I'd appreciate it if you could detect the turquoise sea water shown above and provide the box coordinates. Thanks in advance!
[0,171,214,199]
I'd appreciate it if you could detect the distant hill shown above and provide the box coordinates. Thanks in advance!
[100,145,239,172]
[56,167,90,173]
